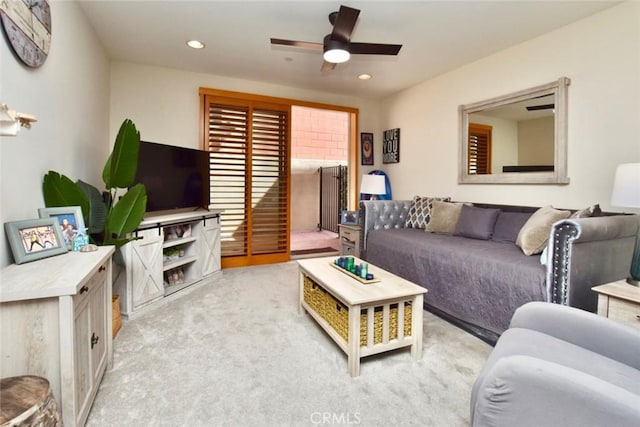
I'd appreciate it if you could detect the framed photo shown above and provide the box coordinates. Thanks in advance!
[4,218,68,264]
[360,132,374,165]
[382,128,400,164]
[340,210,359,225]
[38,206,85,250]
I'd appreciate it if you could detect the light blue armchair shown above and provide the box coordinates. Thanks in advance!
[471,302,640,426]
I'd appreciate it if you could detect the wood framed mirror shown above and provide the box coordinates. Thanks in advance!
[458,77,570,184]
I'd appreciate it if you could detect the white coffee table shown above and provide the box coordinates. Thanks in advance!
[298,256,427,377]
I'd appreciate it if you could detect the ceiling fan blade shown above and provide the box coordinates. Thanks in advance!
[321,61,337,72]
[330,5,360,42]
[349,42,402,56]
[526,104,555,111]
[270,38,323,50]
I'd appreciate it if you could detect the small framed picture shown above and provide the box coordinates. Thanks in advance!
[360,132,374,165]
[4,218,68,264]
[38,206,85,250]
[340,210,359,225]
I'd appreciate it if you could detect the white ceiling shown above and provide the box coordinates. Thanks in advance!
[77,0,619,99]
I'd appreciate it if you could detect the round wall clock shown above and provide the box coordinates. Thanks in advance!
[0,0,51,68]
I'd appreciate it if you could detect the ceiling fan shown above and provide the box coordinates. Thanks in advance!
[270,5,402,72]
[526,104,555,111]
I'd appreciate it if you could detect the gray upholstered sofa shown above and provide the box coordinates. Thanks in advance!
[358,199,638,342]
[471,302,640,426]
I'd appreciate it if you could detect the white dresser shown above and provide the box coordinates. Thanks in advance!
[0,246,115,427]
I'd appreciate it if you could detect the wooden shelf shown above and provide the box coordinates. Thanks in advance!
[163,255,197,272]
[163,236,196,249]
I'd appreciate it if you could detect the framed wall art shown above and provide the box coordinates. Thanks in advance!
[383,128,400,164]
[38,206,85,249]
[360,132,374,165]
[4,218,68,264]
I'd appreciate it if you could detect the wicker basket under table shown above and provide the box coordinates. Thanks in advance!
[298,257,427,377]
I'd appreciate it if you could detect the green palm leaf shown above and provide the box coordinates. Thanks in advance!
[104,184,147,242]
[42,171,89,214]
[103,119,140,189]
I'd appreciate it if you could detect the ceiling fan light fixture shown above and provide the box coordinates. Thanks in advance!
[324,48,350,63]
[323,35,350,63]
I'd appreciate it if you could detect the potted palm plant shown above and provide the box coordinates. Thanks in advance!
[42,118,147,248]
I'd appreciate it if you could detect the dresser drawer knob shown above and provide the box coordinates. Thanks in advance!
[80,285,89,294]
[99,265,106,272]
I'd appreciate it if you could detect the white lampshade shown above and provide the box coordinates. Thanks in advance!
[360,174,386,196]
[611,163,640,208]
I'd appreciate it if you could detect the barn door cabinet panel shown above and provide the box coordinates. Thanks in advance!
[0,247,115,427]
[114,210,222,318]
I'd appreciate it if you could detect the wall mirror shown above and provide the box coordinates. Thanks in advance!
[458,77,570,184]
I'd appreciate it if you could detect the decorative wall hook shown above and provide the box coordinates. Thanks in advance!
[1,103,38,136]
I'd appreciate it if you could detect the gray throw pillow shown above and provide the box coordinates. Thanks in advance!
[492,211,533,243]
[516,205,571,256]
[454,205,500,240]
[425,201,464,234]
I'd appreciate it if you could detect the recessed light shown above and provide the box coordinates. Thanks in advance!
[186,40,205,49]
[358,74,372,80]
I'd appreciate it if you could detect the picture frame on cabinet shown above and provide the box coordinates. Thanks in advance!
[340,210,359,225]
[38,206,86,249]
[4,218,68,264]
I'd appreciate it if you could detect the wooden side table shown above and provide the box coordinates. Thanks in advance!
[0,376,61,426]
[338,224,361,257]
[592,280,640,330]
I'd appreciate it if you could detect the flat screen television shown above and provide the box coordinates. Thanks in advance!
[134,141,210,213]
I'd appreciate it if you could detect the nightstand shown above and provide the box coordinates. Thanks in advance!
[592,280,640,330]
[338,224,361,257]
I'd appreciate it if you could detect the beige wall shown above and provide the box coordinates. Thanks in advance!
[109,62,381,150]
[378,1,640,212]
[291,172,319,232]
[0,2,111,267]
[470,114,519,174]
[518,117,554,166]
[109,62,381,214]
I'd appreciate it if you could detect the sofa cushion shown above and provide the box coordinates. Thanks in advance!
[454,205,500,240]
[479,327,640,396]
[365,229,547,334]
[405,196,450,229]
[492,211,532,243]
[425,201,464,234]
[516,206,571,256]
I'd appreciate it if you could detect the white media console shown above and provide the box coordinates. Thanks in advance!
[114,209,222,318]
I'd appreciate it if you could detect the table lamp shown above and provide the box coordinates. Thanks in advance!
[360,174,386,200]
[611,163,640,286]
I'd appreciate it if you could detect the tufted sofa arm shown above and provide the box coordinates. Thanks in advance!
[546,215,639,311]
[358,200,412,254]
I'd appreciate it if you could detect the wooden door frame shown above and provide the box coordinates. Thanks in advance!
[199,88,359,266]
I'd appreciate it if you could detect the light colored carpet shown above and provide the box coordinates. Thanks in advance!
[87,261,491,426]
